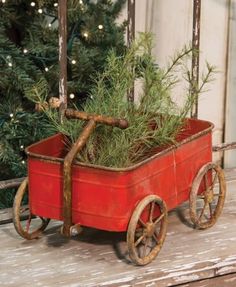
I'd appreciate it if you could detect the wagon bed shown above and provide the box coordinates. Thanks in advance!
[26,118,212,231]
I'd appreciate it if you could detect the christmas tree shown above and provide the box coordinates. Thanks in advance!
[0,0,126,207]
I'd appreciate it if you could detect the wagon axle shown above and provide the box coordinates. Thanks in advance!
[204,189,214,203]
[144,222,157,238]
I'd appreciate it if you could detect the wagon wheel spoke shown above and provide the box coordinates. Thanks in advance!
[204,174,209,190]
[209,203,213,218]
[154,213,164,226]
[20,206,29,214]
[152,233,159,243]
[138,218,147,228]
[149,202,155,222]
[209,172,218,190]
[198,201,207,222]
[26,214,32,233]
[135,234,145,247]
[141,239,149,258]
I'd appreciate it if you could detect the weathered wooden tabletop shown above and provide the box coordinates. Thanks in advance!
[0,171,236,287]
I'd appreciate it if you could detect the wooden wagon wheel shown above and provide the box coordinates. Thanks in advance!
[189,162,226,229]
[127,195,168,265]
[13,178,50,240]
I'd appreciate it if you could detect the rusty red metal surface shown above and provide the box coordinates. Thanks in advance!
[26,118,213,232]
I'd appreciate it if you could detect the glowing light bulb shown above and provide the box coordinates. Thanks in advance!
[2,0,6,3]
[38,8,43,14]
[71,59,76,65]
[31,2,35,6]
[98,25,103,30]
[45,67,49,72]
[69,93,75,99]
[79,0,83,4]
[21,160,26,164]
[9,113,14,118]
[20,145,24,150]
[83,32,88,38]
[54,3,58,7]
[48,23,52,28]
[23,48,28,54]
[8,62,13,67]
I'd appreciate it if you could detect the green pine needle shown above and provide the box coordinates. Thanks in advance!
[28,33,215,168]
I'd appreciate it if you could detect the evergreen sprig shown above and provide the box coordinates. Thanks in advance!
[27,33,215,168]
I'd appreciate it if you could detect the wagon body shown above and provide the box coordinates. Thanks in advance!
[26,118,213,232]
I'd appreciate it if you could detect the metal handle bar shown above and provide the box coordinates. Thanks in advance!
[62,109,128,237]
[212,142,236,152]
[65,108,129,129]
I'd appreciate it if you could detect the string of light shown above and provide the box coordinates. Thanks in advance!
[3,0,105,124]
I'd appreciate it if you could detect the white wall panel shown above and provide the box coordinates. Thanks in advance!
[121,0,234,167]
[198,0,229,154]
[136,0,230,165]
[224,0,236,167]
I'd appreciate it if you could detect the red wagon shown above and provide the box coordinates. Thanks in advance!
[13,114,226,265]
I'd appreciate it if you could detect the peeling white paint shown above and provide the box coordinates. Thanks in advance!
[99,276,135,286]
[225,276,236,283]
[218,266,236,274]
[59,36,63,60]
[99,251,113,255]
[175,274,200,282]
[91,271,104,276]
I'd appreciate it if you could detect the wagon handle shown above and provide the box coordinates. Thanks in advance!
[65,108,129,129]
[212,141,236,152]
[62,110,128,237]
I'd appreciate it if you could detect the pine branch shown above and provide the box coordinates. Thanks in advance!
[32,33,213,169]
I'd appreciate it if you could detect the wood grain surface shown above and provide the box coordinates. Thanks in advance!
[0,174,235,286]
